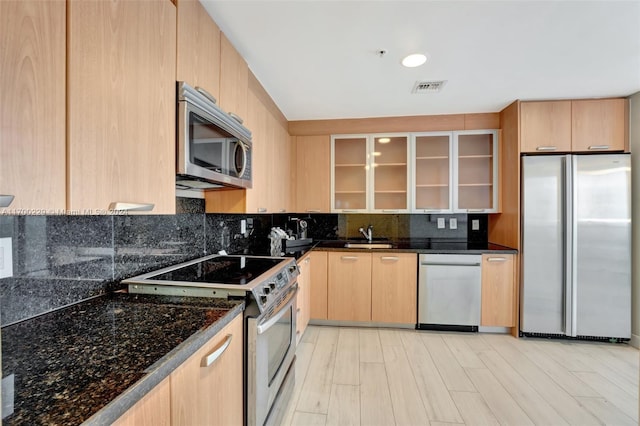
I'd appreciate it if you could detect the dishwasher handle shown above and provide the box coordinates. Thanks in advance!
[420,262,481,267]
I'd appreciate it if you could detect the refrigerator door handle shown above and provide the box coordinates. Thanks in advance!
[566,155,579,337]
[564,155,574,336]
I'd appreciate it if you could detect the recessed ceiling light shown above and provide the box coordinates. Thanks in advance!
[402,53,427,68]
[378,137,391,144]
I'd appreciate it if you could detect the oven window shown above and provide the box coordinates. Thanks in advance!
[265,306,293,386]
[189,111,238,174]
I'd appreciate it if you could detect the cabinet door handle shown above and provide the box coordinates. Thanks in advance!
[341,210,358,213]
[280,209,286,213]
[341,256,358,261]
[108,202,154,212]
[382,209,399,213]
[257,208,267,213]
[201,334,233,368]
[422,209,441,213]
[195,86,217,104]
[536,146,557,151]
[467,209,486,213]
[0,195,15,208]
[305,258,310,264]
[380,256,399,261]
[487,257,507,262]
[588,145,610,150]
[306,210,320,213]
[228,112,244,125]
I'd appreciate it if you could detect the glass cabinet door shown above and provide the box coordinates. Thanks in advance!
[412,133,452,211]
[454,130,498,212]
[372,135,409,212]
[332,136,368,211]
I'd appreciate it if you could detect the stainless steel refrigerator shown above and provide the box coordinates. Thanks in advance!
[521,154,631,339]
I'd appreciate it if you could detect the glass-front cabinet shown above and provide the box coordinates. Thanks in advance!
[332,136,368,212]
[332,130,498,213]
[331,134,409,213]
[412,133,452,212]
[454,130,498,212]
[372,135,409,212]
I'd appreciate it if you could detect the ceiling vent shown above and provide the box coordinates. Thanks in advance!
[412,80,447,94]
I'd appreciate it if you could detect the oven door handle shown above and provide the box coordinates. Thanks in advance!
[257,287,298,335]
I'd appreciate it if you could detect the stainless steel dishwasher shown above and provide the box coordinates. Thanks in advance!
[417,254,482,332]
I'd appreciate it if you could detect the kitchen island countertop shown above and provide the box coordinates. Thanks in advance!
[1,292,244,425]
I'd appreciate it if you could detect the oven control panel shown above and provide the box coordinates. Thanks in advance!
[252,259,299,312]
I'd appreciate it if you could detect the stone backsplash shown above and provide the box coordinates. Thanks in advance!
[0,202,483,325]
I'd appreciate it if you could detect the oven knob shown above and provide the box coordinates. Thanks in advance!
[288,265,298,274]
[269,282,276,290]
[263,286,271,295]
[260,295,268,305]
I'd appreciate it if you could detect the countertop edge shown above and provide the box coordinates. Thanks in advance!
[82,302,245,425]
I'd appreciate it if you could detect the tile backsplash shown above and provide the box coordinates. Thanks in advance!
[0,206,484,326]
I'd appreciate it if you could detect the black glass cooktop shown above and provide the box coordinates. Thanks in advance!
[147,256,283,285]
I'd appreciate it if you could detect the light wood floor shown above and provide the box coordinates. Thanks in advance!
[280,326,639,426]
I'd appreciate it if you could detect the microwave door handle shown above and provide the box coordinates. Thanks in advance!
[257,287,297,335]
[195,86,217,105]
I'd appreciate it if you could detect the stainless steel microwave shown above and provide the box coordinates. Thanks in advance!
[177,81,252,189]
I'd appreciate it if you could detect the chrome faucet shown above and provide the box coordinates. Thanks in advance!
[359,225,373,242]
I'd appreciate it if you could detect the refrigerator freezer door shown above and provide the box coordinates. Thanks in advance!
[521,155,567,334]
[573,154,631,338]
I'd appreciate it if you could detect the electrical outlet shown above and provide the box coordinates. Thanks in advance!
[437,218,445,229]
[0,237,13,279]
[472,219,480,231]
[449,218,458,230]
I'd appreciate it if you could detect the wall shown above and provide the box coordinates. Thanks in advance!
[629,91,640,348]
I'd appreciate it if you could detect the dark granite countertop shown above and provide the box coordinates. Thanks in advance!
[1,292,244,425]
[251,239,517,258]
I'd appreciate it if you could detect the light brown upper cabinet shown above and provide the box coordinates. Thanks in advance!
[413,133,452,212]
[520,101,572,153]
[571,99,627,152]
[176,0,221,100]
[67,0,177,214]
[332,135,369,212]
[295,135,331,213]
[520,99,628,153]
[0,0,66,212]
[219,34,249,123]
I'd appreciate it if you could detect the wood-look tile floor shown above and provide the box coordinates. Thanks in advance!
[280,326,639,426]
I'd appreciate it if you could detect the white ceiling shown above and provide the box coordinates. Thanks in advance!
[202,0,640,121]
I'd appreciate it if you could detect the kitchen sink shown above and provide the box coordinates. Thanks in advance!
[344,239,393,249]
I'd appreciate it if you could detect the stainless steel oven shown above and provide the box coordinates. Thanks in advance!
[123,254,299,426]
[247,284,297,426]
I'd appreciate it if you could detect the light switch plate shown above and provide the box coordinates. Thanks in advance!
[449,218,458,229]
[0,237,12,279]
[437,218,445,229]
[472,219,480,231]
[240,219,247,234]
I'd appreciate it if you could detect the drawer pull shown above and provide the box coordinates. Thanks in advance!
[341,256,359,261]
[536,146,557,151]
[588,145,610,150]
[108,202,154,212]
[201,334,233,367]
[380,256,399,261]
[306,210,321,213]
[487,257,507,262]
[0,195,15,208]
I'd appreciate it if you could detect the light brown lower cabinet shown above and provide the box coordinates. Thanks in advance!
[170,313,243,425]
[371,253,417,324]
[296,254,311,342]
[327,252,372,321]
[113,313,243,425]
[480,253,516,327]
[309,251,328,320]
[112,377,171,426]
